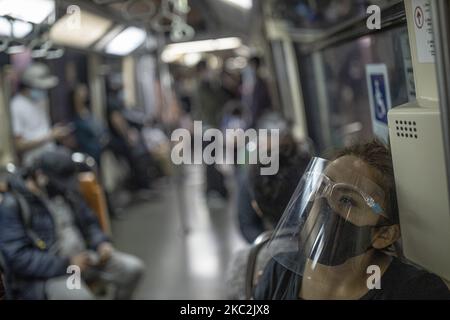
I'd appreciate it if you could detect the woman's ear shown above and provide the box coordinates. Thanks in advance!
[372,224,401,250]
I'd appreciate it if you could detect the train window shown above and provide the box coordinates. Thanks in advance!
[297,25,414,152]
[272,0,397,30]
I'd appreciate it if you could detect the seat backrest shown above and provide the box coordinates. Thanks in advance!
[245,230,273,299]
[78,172,112,235]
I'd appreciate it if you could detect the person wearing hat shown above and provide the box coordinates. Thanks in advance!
[0,149,144,299]
[10,63,72,166]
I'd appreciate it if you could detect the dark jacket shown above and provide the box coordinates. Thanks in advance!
[254,253,450,300]
[193,79,228,128]
[247,76,272,128]
[0,178,108,299]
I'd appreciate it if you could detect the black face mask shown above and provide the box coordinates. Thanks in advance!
[44,177,68,198]
[42,174,79,199]
[298,199,374,266]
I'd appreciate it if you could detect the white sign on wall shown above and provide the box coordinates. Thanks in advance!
[366,64,392,144]
[412,0,435,63]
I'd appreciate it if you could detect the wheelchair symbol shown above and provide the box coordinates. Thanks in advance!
[373,79,387,121]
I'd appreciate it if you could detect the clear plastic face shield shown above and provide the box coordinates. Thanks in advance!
[266,157,392,281]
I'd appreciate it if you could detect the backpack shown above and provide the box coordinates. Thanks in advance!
[0,176,50,254]
[0,182,30,299]
[0,177,56,299]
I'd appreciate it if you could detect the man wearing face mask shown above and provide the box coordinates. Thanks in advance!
[10,63,72,166]
[254,141,450,300]
[0,149,144,299]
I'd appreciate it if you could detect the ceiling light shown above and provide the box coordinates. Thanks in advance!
[182,52,202,66]
[94,25,124,51]
[0,17,33,38]
[105,27,146,56]
[0,0,55,24]
[162,37,242,63]
[220,0,252,10]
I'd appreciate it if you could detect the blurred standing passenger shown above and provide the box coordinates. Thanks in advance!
[70,84,107,165]
[241,56,272,128]
[105,80,151,190]
[193,60,227,129]
[10,63,72,166]
[193,60,229,199]
[105,80,139,151]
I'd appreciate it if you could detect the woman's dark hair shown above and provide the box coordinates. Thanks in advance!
[67,87,77,119]
[68,83,89,119]
[196,60,207,73]
[332,139,399,225]
[249,56,262,69]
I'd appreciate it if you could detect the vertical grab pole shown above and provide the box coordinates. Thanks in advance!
[431,0,450,210]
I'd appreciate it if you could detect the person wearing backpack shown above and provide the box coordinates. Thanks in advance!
[0,149,144,299]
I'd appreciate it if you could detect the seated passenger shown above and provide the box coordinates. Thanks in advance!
[236,113,300,243]
[0,149,144,300]
[254,140,450,300]
[10,63,72,166]
[105,81,157,190]
[226,134,311,299]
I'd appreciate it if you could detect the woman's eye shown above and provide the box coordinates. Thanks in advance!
[339,196,355,206]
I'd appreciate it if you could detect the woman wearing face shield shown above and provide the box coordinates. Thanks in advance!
[254,140,450,300]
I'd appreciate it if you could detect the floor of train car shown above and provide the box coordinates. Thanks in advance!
[110,165,247,299]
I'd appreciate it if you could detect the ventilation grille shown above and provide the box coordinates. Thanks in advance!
[395,120,418,139]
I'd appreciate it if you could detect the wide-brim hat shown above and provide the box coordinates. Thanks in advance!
[21,62,58,90]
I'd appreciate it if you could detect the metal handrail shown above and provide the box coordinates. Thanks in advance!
[285,0,406,51]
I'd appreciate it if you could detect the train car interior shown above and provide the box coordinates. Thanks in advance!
[0,0,450,303]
